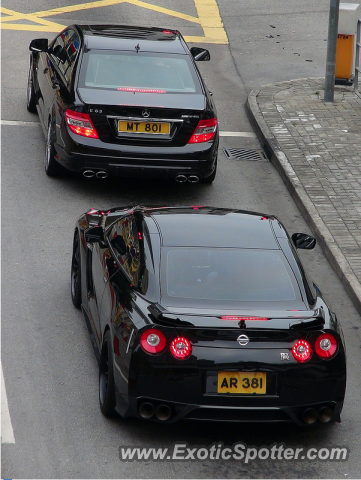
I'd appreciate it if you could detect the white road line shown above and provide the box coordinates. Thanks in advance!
[1,362,15,444]
[1,120,40,127]
[1,120,257,138]
[219,131,257,138]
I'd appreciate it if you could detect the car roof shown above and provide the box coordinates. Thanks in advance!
[142,207,284,249]
[76,24,187,54]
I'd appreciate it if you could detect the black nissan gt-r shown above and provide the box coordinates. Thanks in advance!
[71,206,346,425]
[27,25,218,183]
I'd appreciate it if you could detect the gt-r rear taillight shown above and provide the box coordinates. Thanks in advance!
[292,339,312,363]
[170,337,192,359]
[140,329,166,355]
[315,333,338,359]
[65,109,99,139]
[188,118,217,143]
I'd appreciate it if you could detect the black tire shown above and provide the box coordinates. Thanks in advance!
[71,231,82,308]
[45,120,64,177]
[201,158,217,184]
[26,59,37,113]
[99,331,116,417]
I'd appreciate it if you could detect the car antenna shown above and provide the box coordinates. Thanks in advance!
[135,43,140,53]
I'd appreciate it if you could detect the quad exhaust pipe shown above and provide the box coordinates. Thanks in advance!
[318,406,333,423]
[302,405,334,424]
[82,170,108,179]
[155,404,172,421]
[303,408,318,424]
[175,174,187,183]
[175,174,200,183]
[188,175,200,183]
[83,170,95,178]
[139,402,155,419]
[138,402,172,421]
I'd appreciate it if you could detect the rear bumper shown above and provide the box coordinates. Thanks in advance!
[116,395,343,426]
[112,363,346,425]
[54,133,218,179]
[111,324,346,425]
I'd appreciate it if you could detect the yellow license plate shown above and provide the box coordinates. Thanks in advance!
[118,120,170,135]
[217,371,266,394]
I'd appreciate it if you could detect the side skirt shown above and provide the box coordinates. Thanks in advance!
[81,305,101,364]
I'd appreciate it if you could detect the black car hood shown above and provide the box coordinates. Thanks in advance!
[77,88,206,110]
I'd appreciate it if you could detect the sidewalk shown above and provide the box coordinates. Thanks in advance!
[246,78,361,314]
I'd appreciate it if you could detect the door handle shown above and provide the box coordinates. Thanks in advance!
[43,68,49,74]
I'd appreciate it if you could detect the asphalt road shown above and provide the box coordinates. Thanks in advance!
[1,0,361,478]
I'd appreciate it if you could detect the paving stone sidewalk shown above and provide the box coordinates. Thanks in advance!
[247,78,361,314]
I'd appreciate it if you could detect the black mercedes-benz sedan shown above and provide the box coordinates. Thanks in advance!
[27,25,218,183]
[71,206,346,425]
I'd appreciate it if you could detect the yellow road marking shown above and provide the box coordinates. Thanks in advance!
[188,0,228,44]
[1,0,199,24]
[1,0,228,43]
[0,7,68,31]
[125,0,200,24]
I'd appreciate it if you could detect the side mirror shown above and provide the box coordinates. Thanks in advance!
[29,38,48,53]
[190,47,210,61]
[291,233,316,250]
[85,226,104,243]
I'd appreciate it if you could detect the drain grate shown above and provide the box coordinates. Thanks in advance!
[223,148,267,161]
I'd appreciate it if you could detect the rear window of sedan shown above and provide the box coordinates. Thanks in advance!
[162,248,301,304]
[78,50,201,93]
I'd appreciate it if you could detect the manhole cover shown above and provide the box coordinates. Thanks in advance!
[223,148,266,161]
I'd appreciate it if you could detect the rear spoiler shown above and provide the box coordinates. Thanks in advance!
[148,304,194,327]
[289,308,325,330]
[148,304,326,330]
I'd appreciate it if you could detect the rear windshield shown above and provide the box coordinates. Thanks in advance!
[78,50,201,93]
[162,248,301,305]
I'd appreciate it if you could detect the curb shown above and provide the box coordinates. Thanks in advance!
[246,88,361,316]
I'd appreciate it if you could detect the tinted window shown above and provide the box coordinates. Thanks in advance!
[78,51,201,93]
[108,216,140,284]
[59,29,80,84]
[163,248,298,303]
[50,29,80,86]
[50,35,65,66]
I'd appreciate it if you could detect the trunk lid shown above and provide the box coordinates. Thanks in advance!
[77,88,206,146]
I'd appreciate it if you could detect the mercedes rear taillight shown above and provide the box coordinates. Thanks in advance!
[188,118,217,143]
[65,109,99,139]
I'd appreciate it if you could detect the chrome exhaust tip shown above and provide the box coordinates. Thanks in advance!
[96,170,108,179]
[188,175,200,183]
[175,174,187,183]
[83,170,95,178]
[303,408,318,424]
[139,402,155,419]
[155,404,172,421]
[318,406,333,423]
